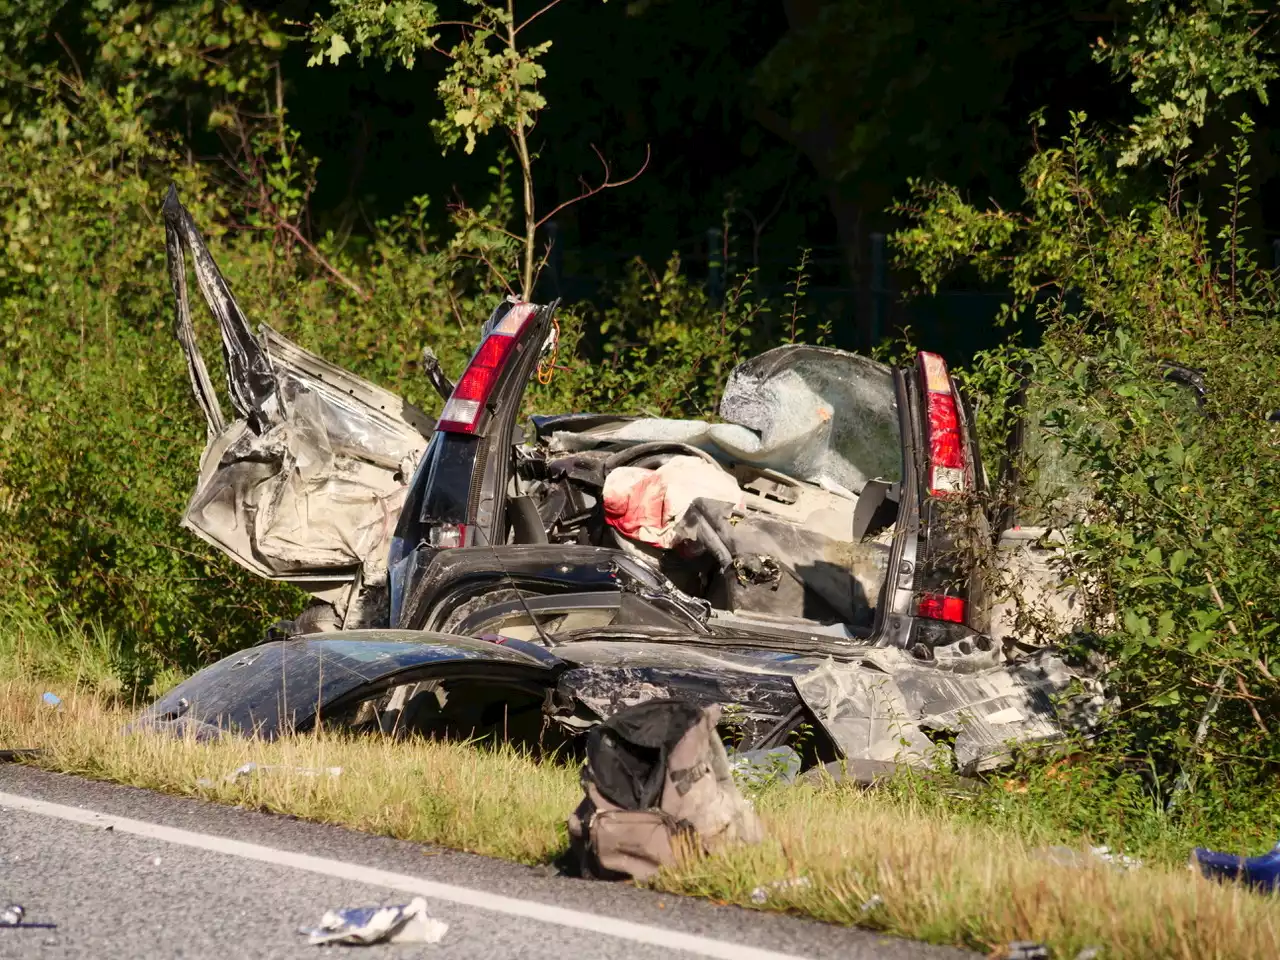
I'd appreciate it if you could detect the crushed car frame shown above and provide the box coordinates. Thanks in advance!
[138,188,1107,775]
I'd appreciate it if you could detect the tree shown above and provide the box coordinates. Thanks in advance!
[891,1,1280,778]
[309,0,647,300]
[749,1,1118,330]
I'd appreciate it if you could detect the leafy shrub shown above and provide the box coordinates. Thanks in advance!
[0,82,488,681]
[896,110,1280,783]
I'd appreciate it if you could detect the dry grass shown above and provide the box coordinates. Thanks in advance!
[3,678,1279,959]
[0,679,579,864]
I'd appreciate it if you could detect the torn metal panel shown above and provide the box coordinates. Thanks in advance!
[138,630,562,739]
[554,662,802,747]
[546,346,901,498]
[794,646,1107,773]
[791,657,937,765]
[163,188,433,612]
[164,189,225,442]
[162,186,280,430]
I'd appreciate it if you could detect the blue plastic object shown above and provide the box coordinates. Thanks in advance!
[1193,840,1280,892]
[41,692,60,709]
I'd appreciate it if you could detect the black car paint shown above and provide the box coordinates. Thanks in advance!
[140,628,832,763]
[142,632,562,739]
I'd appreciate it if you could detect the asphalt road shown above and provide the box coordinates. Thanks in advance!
[0,765,975,960]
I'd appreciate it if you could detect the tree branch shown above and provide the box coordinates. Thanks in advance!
[516,0,566,36]
[535,145,651,229]
[52,32,85,87]
[273,218,369,300]
[1237,673,1269,735]
[458,250,516,297]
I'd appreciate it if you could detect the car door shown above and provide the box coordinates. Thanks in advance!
[164,188,435,629]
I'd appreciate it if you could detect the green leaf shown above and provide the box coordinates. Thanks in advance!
[1169,549,1188,575]
[514,61,540,86]
[323,33,351,66]
[1123,609,1150,637]
[1187,632,1211,654]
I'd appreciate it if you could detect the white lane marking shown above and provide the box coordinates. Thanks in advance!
[0,790,811,960]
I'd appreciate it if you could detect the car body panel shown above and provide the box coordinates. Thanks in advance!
[163,189,433,626]
[136,630,561,739]
[156,192,1107,776]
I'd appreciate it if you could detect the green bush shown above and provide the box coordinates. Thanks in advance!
[896,110,1280,783]
[0,70,759,687]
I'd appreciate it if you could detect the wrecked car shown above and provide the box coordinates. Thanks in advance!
[139,188,1107,776]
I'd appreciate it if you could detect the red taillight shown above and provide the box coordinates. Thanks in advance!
[917,593,967,623]
[918,352,966,496]
[438,303,536,433]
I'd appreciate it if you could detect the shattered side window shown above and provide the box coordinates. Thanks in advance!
[718,346,901,495]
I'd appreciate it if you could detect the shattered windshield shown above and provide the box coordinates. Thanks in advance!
[717,346,901,495]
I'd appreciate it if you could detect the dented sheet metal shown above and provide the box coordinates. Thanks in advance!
[138,630,560,739]
[671,498,890,625]
[163,188,432,616]
[794,647,1108,773]
[549,346,901,498]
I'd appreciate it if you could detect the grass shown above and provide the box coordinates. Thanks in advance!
[3,673,1280,960]
[5,605,1280,958]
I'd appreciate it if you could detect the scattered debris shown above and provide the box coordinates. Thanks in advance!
[991,944,1101,960]
[992,943,1050,960]
[859,893,884,914]
[226,763,344,783]
[566,700,763,882]
[299,897,448,946]
[1089,845,1141,871]
[0,905,24,927]
[1034,844,1141,872]
[1192,839,1280,892]
[749,876,812,904]
[732,555,781,589]
[729,746,801,788]
[152,857,162,866]
[41,693,60,709]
